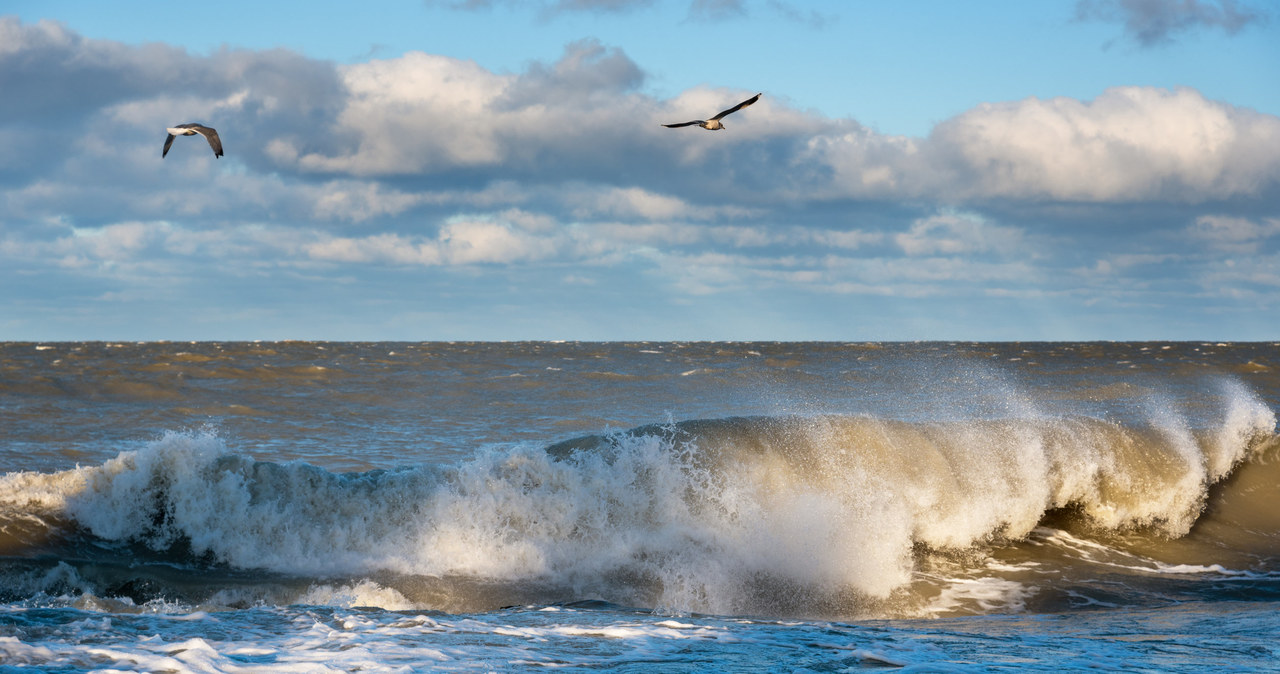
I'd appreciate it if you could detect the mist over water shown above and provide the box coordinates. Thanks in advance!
[1,341,1278,670]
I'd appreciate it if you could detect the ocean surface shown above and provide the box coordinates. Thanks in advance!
[1,341,1277,671]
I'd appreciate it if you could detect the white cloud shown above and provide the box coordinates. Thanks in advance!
[566,185,758,221]
[895,212,1026,257]
[288,52,510,174]
[2,18,1279,339]
[801,127,928,199]
[0,222,162,270]
[810,229,884,250]
[311,182,427,222]
[1197,254,1280,301]
[305,215,565,266]
[929,87,1280,202]
[1189,214,1280,252]
[72,222,154,258]
[440,218,560,264]
[306,233,443,266]
[280,40,655,177]
[573,187,704,220]
[634,227,1038,298]
[8,17,1277,216]
[1078,253,1183,278]
[840,255,1038,287]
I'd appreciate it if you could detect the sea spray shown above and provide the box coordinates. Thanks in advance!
[2,376,1271,617]
[5,341,1280,671]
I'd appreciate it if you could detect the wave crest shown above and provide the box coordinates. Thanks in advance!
[1,382,1275,616]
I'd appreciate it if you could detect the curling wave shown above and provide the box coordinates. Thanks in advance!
[1,382,1276,617]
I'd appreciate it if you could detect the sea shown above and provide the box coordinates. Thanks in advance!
[1,341,1277,672]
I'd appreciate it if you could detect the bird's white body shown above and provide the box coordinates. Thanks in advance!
[167,127,200,136]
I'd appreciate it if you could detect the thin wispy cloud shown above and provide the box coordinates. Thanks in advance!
[688,0,747,22]
[429,0,828,25]
[764,0,833,28]
[1075,0,1268,46]
[425,0,656,15]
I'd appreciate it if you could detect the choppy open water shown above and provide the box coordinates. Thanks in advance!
[1,341,1278,671]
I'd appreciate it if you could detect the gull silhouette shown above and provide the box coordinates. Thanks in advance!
[163,123,224,158]
[662,93,761,130]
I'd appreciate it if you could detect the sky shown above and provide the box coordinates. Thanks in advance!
[2,0,1278,341]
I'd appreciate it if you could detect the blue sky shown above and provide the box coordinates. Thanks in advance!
[2,0,1278,340]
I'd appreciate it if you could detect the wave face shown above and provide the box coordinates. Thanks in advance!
[2,380,1275,619]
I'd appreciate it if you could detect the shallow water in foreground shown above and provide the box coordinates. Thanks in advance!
[1,341,1278,670]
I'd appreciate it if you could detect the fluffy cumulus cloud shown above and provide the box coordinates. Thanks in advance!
[927,87,1280,202]
[1,16,1278,339]
[262,51,1280,205]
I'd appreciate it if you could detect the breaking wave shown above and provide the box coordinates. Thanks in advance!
[1,380,1276,618]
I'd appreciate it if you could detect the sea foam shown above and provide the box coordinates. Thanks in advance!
[1,377,1274,617]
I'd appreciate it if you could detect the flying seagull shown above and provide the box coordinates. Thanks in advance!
[662,93,762,130]
[163,123,223,158]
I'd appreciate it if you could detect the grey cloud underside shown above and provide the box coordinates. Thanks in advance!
[1074,0,1269,46]
[496,39,644,110]
[2,15,1277,340]
[0,18,345,177]
[5,17,1275,213]
[1,14,1278,315]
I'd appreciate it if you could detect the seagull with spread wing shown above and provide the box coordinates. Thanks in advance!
[163,123,224,158]
[662,93,762,131]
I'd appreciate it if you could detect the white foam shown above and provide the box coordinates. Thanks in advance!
[3,601,1275,671]
[297,581,415,610]
[927,576,1036,616]
[1035,527,1265,578]
[0,637,58,665]
[4,378,1274,618]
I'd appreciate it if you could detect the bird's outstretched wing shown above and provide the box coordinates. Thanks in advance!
[188,125,224,158]
[710,93,762,121]
[162,123,224,158]
[661,120,705,128]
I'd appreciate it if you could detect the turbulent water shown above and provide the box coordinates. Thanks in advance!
[1,341,1277,671]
